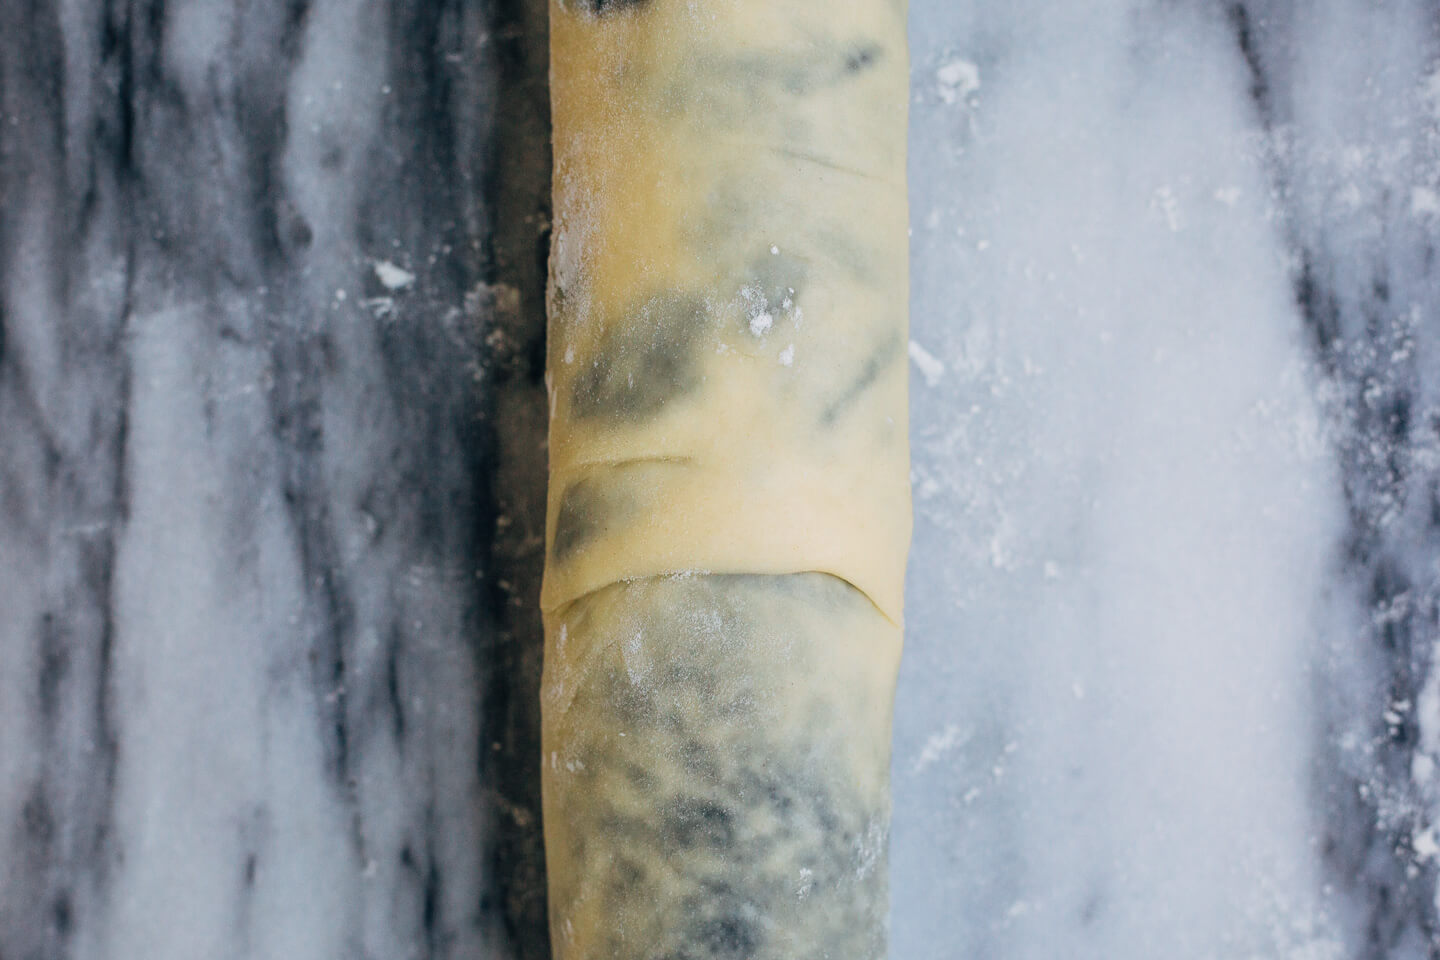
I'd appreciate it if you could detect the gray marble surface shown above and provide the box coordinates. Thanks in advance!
[5,1,1440,958]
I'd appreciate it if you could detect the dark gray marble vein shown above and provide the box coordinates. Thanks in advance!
[0,0,552,957]
[1230,3,1440,954]
[1,2,131,956]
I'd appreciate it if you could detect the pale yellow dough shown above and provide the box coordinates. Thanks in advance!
[543,0,911,623]
[542,2,909,958]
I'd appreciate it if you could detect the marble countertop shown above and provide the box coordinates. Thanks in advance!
[4,1,1440,957]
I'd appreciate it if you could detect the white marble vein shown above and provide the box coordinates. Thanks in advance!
[897,1,1440,958]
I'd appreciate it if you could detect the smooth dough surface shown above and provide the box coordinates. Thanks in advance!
[543,1,909,958]
[543,0,910,622]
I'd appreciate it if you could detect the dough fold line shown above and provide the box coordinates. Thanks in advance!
[545,567,903,631]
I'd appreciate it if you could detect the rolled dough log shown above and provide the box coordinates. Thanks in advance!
[542,1,909,957]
